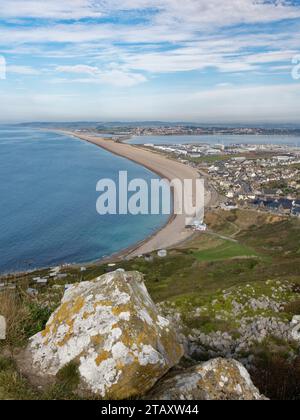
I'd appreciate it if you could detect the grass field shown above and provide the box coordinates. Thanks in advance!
[193,240,258,262]
[187,155,228,164]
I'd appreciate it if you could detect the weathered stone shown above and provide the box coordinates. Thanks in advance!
[27,271,183,399]
[0,315,6,340]
[147,358,267,401]
[291,316,300,341]
[291,315,300,326]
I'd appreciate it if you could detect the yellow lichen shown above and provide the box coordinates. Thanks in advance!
[93,300,113,309]
[82,311,95,320]
[112,304,131,316]
[95,351,110,366]
[56,319,75,347]
[91,334,104,346]
[41,296,85,341]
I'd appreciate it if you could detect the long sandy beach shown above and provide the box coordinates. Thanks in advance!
[62,131,213,258]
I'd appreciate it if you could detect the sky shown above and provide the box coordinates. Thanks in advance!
[0,0,300,123]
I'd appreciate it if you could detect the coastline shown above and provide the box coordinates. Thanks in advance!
[0,129,216,278]
[59,130,212,259]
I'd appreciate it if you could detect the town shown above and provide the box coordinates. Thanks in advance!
[93,124,300,138]
[144,142,300,218]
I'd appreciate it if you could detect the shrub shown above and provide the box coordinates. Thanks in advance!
[0,291,51,348]
[0,355,14,371]
[23,303,52,338]
[56,362,80,392]
[284,299,300,316]
[251,355,300,400]
[0,291,30,348]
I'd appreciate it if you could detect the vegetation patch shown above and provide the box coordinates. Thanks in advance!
[56,361,80,392]
[193,240,258,262]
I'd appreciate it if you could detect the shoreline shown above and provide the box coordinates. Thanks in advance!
[59,130,212,259]
[0,129,214,277]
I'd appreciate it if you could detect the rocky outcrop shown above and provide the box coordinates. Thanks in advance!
[27,271,183,399]
[160,280,300,366]
[188,316,291,362]
[147,358,267,400]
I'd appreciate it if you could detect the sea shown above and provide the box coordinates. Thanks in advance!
[1,128,299,274]
[0,127,169,274]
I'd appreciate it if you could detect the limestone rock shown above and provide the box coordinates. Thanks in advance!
[291,315,300,341]
[0,315,6,340]
[147,358,267,400]
[27,271,183,399]
[291,315,300,326]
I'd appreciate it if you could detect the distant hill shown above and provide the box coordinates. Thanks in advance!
[2,121,300,132]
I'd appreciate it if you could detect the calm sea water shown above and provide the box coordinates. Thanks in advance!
[0,128,168,274]
[128,134,300,146]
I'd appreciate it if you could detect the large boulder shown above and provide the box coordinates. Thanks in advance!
[147,358,267,400]
[27,271,183,399]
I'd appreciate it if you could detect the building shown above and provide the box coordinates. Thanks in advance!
[157,250,168,258]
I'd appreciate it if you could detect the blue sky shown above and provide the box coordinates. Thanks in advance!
[0,0,300,123]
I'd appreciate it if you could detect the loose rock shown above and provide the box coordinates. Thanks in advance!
[27,271,183,399]
[147,358,267,400]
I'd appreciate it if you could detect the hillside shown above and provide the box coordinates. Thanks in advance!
[0,210,300,399]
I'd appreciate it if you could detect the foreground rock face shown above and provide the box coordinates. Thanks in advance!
[148,358,266,400]
[27,271,183,399]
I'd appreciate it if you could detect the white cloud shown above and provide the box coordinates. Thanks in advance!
[1,0,300,27]
[1,17,299,78]
[1,0,300,121]
[7,65,40,75]
[56,65,99,75]
[0,0,299,80]
[122,49,257,74]
[0,0,300,29]
[2,25,298,79]
[54,64,147,87]
[0,0,103,19]
[154,0,300,28]
[96,70,147,87]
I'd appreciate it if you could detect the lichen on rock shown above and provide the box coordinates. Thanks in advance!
[27,271,183,399]
[147,358,267,400]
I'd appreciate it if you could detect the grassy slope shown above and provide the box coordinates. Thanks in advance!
[0,209,299,399]
[193,241,258,262]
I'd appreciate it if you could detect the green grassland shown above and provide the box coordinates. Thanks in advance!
[0,209,300,399]
[193,241,258,262]
[186,155,229,164]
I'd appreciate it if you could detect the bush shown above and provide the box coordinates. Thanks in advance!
[251,355,300,400]
[23,303,52,338]
[0,355,15,371]
[0,292,30,347]
[0,355,37,400]
[284,299,300,316]
[56,362,80,392]
[0,292,51,347]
